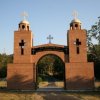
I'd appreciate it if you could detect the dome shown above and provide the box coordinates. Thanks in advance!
[20,20,29,24]
[18,19,30,31]
[71,18,81,24]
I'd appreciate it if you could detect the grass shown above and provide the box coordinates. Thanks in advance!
[0,80,7,87]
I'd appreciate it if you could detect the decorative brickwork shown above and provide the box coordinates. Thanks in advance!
[66,19,94,90]
[7,18,94,90]
[65,63,94,90]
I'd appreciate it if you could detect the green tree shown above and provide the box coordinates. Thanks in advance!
[0,54,13,78]
[88,17,100,45]
[88,16,100,80]
[37,54,64,82]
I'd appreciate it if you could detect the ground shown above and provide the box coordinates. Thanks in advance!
[0,91,100,100]
[0,80,100,100]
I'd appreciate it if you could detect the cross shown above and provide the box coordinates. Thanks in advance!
[21,11,28,20]
[47,35,53,44]
[72,10,78,19]
[74,39,81,54]
[19,40,25,55]
[76,39,81,46]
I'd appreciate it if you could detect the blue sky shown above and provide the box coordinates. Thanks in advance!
[0,0,100,54]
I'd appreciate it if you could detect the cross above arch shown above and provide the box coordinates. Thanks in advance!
[47,35,53,44]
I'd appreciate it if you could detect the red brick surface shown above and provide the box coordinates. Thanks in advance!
[14,31,33,63]
[7,63,36,90]
[65,62,94,90]
[32,50,65,64]
[65,22,94,90]
[67,29,87,62]
[7,20,94,90]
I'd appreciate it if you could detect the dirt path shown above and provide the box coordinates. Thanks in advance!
[0,92,81,100]
[39,92,80,100]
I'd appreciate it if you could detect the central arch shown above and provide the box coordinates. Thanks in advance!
[36,54,65,89]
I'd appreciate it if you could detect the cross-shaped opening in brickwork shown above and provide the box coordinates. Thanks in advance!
[19,40,25,55]
[75,38,81,54]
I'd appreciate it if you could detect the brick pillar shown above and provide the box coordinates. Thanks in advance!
[65,19,94,90]
[7,20,36,90]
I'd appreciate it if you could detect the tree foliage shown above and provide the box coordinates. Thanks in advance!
[88,17,100,45]
[88,16,100,80]
[0,53,13,78]
[37,54,64,83]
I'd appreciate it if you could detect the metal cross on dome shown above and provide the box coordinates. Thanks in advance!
[47,35,53,44]
[72,10,78,19]
[21,11,28,20]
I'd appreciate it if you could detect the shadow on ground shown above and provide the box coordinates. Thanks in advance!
[0,91,100,100]
[41,92,80,100]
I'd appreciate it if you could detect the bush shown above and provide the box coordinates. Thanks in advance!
[0,66,7,78]
[94,62,100,80]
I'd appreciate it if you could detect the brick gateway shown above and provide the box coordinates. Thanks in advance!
[7,18,94,90]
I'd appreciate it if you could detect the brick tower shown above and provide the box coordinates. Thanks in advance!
[14,20,33,63]
[66,18,94,90]
[7,19,35,90]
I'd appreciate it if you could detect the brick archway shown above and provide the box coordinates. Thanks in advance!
[36,53,65,65]
[7,18,94,90]
[33,51,66,65]
[31,44,68,65]
[31,44,68,89]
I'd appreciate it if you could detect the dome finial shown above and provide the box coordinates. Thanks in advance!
[21,11,28,21]
[19,12,30,31]
[19,11,29,24]
[71,10,81,24]
[72,10,78,20]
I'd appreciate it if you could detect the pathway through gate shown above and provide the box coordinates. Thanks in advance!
[36,54,65,89]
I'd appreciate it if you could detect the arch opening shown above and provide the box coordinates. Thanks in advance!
[22,25,25,29]
[36,54,65,88]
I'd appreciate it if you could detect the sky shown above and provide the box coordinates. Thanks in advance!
[0,0,100,54]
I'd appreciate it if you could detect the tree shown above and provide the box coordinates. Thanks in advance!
[88,17,100,62]
[0,54,13,78]
[88,16,100,45]
[88,16,100,80]
[37,54,64,82]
